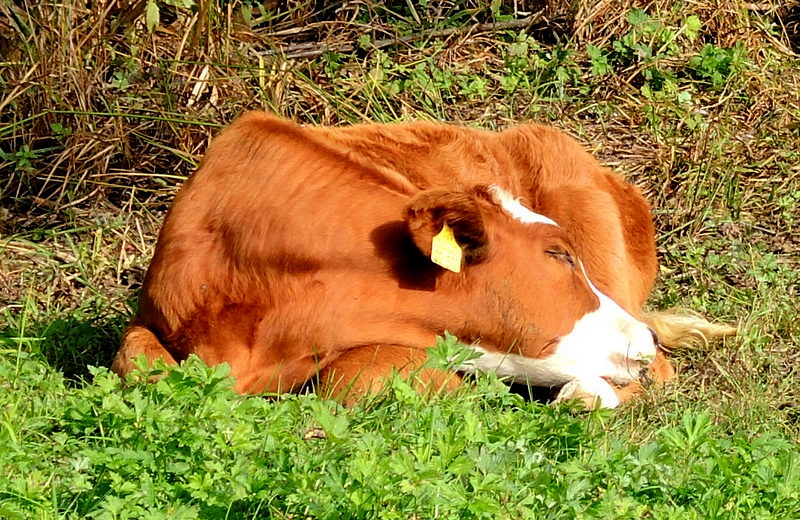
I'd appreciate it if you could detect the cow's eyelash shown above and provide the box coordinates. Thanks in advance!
[546,249,575,268]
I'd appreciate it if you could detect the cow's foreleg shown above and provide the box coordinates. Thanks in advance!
[317,345,462,405]
[553,376,622,409]
[111,324,177,378]
[554,349,674,410]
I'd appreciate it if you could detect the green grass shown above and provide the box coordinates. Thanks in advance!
[2,351,799,519]
[1,1,799,517]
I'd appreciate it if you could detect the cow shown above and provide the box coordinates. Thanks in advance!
[112,112,735,409]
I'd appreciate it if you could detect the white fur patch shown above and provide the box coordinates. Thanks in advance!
[561,261,657,377]
[489,185,558,226]
[554,377,621,409]
[462,186,656,406]
[457,345,593,387]
[457,333,647,388]
[457,348,623,409]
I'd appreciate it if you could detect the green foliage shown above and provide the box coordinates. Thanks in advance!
[424,331,482,371]
[584,9,749,100]
[144,0,196,33]
[501,37,581,100]
[1,351,799,518]
[586,44,612,76]
[0,144,41,173]
[688,43,748,88]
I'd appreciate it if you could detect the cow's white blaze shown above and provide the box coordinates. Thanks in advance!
[488,186,558,226]
[455,185,658,408]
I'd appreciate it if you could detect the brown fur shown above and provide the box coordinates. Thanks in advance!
[113,112,709,403]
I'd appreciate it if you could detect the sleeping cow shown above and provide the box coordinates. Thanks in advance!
[112,112,734,408]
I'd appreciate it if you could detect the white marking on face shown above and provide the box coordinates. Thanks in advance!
[458,185,658,393]
[489,185,558,226]
[561,260,657,380]
[457,329,649,388]
[457,344,604,387]
[458,263,656,386]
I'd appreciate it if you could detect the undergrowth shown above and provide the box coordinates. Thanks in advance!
[1,0,799,517]
[2,349,799,519]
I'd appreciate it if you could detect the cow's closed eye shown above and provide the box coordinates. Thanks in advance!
[546,249,575,268]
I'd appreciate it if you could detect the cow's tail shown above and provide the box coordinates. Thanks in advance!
[644,309,737,350]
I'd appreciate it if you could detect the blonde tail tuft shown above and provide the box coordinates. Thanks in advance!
[644,309,737,351]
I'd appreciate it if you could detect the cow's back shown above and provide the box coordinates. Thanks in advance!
[309,119,657,312]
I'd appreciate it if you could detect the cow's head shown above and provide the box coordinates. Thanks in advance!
[404,185,658,389]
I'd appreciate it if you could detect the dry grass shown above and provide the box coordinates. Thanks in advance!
[1,0,799,433]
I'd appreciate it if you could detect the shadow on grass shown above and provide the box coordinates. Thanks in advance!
[2,312,128,386]
[508,382,561,403]
[2,310,566,402]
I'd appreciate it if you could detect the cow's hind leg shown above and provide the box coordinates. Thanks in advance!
[111,325,177,378]
[317,345,462,405]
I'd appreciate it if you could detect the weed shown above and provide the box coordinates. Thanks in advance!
[2,352,799,518]
[687,43,749,88]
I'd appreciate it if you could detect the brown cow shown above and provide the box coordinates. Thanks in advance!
[112,112,734,408]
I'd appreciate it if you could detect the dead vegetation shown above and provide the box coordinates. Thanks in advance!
[2,2,797,210]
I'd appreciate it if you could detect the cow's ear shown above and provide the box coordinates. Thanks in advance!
[404,189,489,269]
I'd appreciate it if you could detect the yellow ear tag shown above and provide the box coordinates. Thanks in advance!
[430,223,463,273]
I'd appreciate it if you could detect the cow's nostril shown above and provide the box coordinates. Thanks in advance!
[639,366,653,387]
[649,327,660,346]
